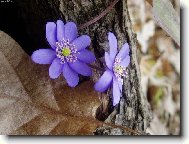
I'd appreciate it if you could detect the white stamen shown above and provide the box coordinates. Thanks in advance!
[56,39,78,64]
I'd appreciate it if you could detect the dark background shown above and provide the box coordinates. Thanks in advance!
[0,1,32,54]
[0,0,54,55]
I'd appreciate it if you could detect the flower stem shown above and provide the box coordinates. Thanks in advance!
[78,0,120,30]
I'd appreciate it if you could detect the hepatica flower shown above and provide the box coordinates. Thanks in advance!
[95,32,130,106]
[31,20,95,87]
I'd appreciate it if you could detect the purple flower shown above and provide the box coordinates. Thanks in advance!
[31,20,96,87]
[94,32,130,106]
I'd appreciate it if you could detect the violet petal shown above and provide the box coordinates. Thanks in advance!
[31,49,56,64]
[64,22,78,42]
[72,35,91,51]
[117,43,130,60]
[46,22,57,49]
[120,56,130,67]
[69,60,92,76]
[63,62,79,87]
[76,49,96,63]
[108,32,117,60]
[49,58,62,79]
[113,76,121,106]
[118,80,123,92]
[57,20,65,41]
[94,70,113,92]
[105,52,113,70]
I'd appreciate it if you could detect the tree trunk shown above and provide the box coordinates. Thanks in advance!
[7,0,152,135]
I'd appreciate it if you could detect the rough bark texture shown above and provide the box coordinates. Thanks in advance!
[10,0,152,135]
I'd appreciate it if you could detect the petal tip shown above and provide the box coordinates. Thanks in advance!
[31,49,56,64]
[113,101,118,106]
[67,21,77,26]
[85,69,92,76]
[73,35,91,51]
[108,32,114,36]
[81,35,91,46]
[89,53,96,63]
[68,82,78,87]
[31,52,38,63]
[94,83,103,92]
[46,22,56,27]
[108,32,116,39]
[49,58,62,79]
[57,20,64,24]
[85,35,91,41]
[49,71,60,79]
[122,43,130,52]
[66,22,77,30]
[49,73,58,79]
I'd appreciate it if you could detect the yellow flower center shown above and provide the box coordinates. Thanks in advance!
[61,47,71,56]
[114,65,124,74]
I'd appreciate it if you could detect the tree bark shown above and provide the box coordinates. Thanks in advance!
[13,0,152,135]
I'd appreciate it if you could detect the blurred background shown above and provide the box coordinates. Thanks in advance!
[127,0,180,135]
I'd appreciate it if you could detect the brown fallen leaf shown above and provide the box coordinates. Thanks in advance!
[145,0,152,6]
[0,31,101,135]
[0,31,143,135]
[153,0,180,46]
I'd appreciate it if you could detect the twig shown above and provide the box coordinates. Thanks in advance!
[78,0,120,30]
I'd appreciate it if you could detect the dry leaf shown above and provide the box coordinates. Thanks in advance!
[137,20,155,53]
[0,31,102,135]
[153,0,180,46]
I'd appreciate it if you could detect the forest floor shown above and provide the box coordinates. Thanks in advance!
[128,0,180,135]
